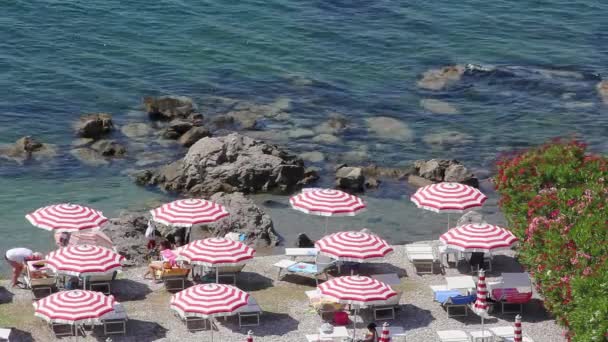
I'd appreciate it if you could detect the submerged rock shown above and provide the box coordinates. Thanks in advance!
[90,139,126,157]
[70,148,109,166]
[312,133,340,144]
[190,192,279,246]
[121,123,154,140]
[162,120,194,139]
[407,175,434,188]
[300,151,325,163]
[73,113,113,139]
[144,96,197,121]
[420,99,460,114]
[0,136,57,164]
[178,127,212,147]
[417,65,465,90]
[423,131,473,146]
[136,133,306,196]
[366,116,414,141]
[598,81,608,103]
[314,113,348,135]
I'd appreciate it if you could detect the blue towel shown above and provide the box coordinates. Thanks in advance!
[447,294,477,305]
[287,262,318,274]
[434,290,462,304]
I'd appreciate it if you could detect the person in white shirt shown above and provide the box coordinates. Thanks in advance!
[4,248,42,288]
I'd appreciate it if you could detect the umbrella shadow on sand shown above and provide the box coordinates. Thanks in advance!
[0,286,15,304]
[354,262,409,278]
[93,319,168,341]
[220,311,299,337]
[359,304,435,331]
[4,328,34,342]
[111,279,153,302]
[236,272,274,292]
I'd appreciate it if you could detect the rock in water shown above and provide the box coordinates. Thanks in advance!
[314,113,348,135]
[73,113,113,139]
[90,140,127,157]
[191,192,279,246]
[597,81,608,104]
[120,123,154,140]
[457,211,485,226]
[420,99,460,114]
[413,159,479,187]
[144,96,197,121]
[70,148,109,166]
[178,127,212,147]
[0,136,57,164]
[417,65,465,90]
[407,175,434,188]
[162,119,194,139]
[335,165,365,192]
[444,164,478,187]
[366,117,414,141]
[136,133,306,196]
[423,131,473,146]
[295,233,315,248]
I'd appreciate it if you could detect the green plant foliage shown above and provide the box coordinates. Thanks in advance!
[494,139,608,341]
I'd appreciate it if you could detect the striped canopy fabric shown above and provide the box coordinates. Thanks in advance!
[472,269,489,318]
[289,188,366,217]
[315,231,393,262]
[26,203,108,232]
[317,276,397,306]
[170,284,249,319]
[33,290,116,325]
[150,198,229,227]
[55,231,114,250]
[514,314,523,342]
[46,245,123,277]
[177,238,255,267]
[378,322,390,342]
[439,223,518,253]
[410,182,487,213]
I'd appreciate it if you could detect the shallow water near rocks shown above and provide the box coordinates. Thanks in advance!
[1,0,608,272]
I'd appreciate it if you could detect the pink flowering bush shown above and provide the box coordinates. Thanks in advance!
[495,140,608,341]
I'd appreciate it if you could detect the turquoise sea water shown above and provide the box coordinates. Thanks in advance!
[1,0,608,272]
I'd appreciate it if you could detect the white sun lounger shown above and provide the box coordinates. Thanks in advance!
[285,248,318,260]
[437,329,471,342]
[236,296,262,328]
[405,244,439,274]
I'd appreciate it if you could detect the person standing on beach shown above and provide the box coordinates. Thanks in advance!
[4,247,43,288]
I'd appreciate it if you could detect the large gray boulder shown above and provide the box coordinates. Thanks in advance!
[73,113,113,139]
[335,165,365,192]
[0,136,57,164]
[144,96,198,121]
[136,133,306,196]
[413,159,479,187]
[190,192,279,246]
[90,139,127,157]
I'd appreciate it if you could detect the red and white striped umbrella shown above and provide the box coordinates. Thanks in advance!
[318,276,396,306]
[150,198,229,227]
[170,284,249,319]
[514,314,523,342]
[46,245,123,277]
[55,231,114,250]
[410,182,487,213]
[318,276,396,340]
[33,290,115,325]
[440,223,518,253]
[26,203,108,232]
[378,322,390,342]
[290,188,366,217]
[315,231,393,262]
[178,238,255,267]
[473,269,489,316]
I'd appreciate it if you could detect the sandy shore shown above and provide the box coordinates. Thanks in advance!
[0,244,565,342]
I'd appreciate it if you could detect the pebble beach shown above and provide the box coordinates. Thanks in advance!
[1,245,566,342]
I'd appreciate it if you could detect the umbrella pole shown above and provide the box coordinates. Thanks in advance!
[216,267,219,283]
[447,213,450,231]
[324,217,328,235]
[352,306,358,340]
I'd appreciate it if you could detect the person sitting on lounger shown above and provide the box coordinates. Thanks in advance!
[4,248,43,288]
[143,240,177,280]
[357,322,378,342]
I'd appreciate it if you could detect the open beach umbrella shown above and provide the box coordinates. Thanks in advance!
[378,322,390,342]
[45,245,123,288]
[439,223,518,253]
[315,231,393,263]
[171,284,249,342]
[318,276,396,339]
[26,203,108,232]
[150,198,230,243]
[410,182,487,229]
[514,314,523,342]
[55,231,115,250]
[177,238,255,283]
[34,290,115,325]
[471,269,490,339]
[290,188,366,234]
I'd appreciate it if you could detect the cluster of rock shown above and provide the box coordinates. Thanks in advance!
[0,136,57,164]
[411,159,478,187]
[102,192,279,266]
[70,113,127,166]
[134,133,313,196]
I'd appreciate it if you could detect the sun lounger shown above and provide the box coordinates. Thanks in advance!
[469,330,495,342]
[488,326,514,340]
[274,255,336,285]
[305,334,333,341]
[24,260,56,300]
[86,272,117,295]
[285,248,318,260]
[236,296,262,328]
[437,329,471,342]
[372,290,402,320]
[405,244,439,274]
[0,328,11,342]
[157,267,190,291]
[306,289,345,320]
[201,264,245,285]
[443,293,477,317]
[181,316,217,332]
[101,302,128,336]
[488,273,533,314]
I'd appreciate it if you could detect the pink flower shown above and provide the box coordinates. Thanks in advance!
[570,257,578,265]
[561,275,570,283]
[583,267,592,276]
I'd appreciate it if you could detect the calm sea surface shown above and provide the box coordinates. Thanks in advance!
[1,0,607,272]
